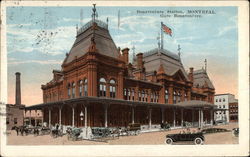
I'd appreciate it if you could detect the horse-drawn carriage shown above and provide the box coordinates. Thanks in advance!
[50,125,63,138]
[12,125,33,136]
[91,127,111,138]
[67,127,83,141]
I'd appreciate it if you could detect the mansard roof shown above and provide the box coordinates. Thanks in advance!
[142,48,189,81]
[193,68,215,89]
[144,48,180,61]
[64,20,119,64]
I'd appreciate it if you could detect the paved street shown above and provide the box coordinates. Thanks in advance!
[7,123,238,145]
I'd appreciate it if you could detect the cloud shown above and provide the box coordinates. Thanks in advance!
[216,25,236,37]
[7,24,76,56]
[8,59,62,65]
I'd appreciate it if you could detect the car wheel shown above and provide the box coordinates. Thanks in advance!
[165,138,173,145]
[194,137,203,145]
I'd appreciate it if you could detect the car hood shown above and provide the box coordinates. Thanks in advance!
[166,134,176,138]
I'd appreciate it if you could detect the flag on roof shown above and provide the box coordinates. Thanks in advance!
[161,23,172,36]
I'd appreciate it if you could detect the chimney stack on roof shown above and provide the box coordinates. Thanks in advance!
[188,67,194,82]
[136,53,143,69]
[122,48,129,64]
[15,72,21,105]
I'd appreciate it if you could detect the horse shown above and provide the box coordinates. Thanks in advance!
[33,127,40,136]
[11,126,19,135]
[19,126,29,136]
[51,124,62,138]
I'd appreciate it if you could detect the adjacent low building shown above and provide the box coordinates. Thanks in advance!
[24,110,43,126]
[6,72,25,130]
[229,99,238,122]
[214,93,238,123]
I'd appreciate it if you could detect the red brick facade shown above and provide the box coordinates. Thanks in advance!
[229,102,238,122]
[27,5,215,128]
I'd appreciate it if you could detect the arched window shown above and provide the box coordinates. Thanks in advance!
[79,80,83,97]
[72,82,75,98]
[184,92,188,101]
[142,90,145,102]
[138,91,141,101]
[83,79,88,96]
[177,92,181,102]
[145,91,148,102]
[173,91,177,104]
[67,83,71,98]
[124,88,127,99]
[127,89,131,100]
[156,92,159,102]
[165,89,169,103]
[99,78,106,97]
[109,79,116,98]
[131,89,135,101]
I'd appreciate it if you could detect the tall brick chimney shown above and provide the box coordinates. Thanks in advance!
[136,53,143,69]
[15,72,21,105]
[122,48,129,64]
[188,67,194,82]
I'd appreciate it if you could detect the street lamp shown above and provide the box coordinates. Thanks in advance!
[80,111,84,126]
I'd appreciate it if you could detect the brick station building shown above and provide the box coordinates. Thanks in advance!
[26,5,216,129]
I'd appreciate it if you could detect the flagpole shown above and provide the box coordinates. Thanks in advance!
[118,10,120,30]
[161,22,163,49]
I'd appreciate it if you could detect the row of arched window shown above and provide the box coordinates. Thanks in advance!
[123,88,159,102]
[150,91,159,103]
[99,78,116,98]
[165,89,188,104]
[124,88,135,101]
[68,79,88,99]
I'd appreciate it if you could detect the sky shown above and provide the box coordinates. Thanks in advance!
[6,6,238,106]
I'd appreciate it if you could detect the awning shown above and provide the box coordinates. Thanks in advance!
[25,96,181,110]
[175,100,216,108]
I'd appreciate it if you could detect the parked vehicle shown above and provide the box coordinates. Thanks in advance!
[67,127,82,141]
[91,127,111,138]
[161,123,171,130]
[127,123,141,135]
[165,132,205,145]
[232,128,239,137]
[201,128,230,134]
[40,127,51,135]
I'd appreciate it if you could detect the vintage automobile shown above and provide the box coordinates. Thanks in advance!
[126,123,141,135]
[165,132,205,145]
